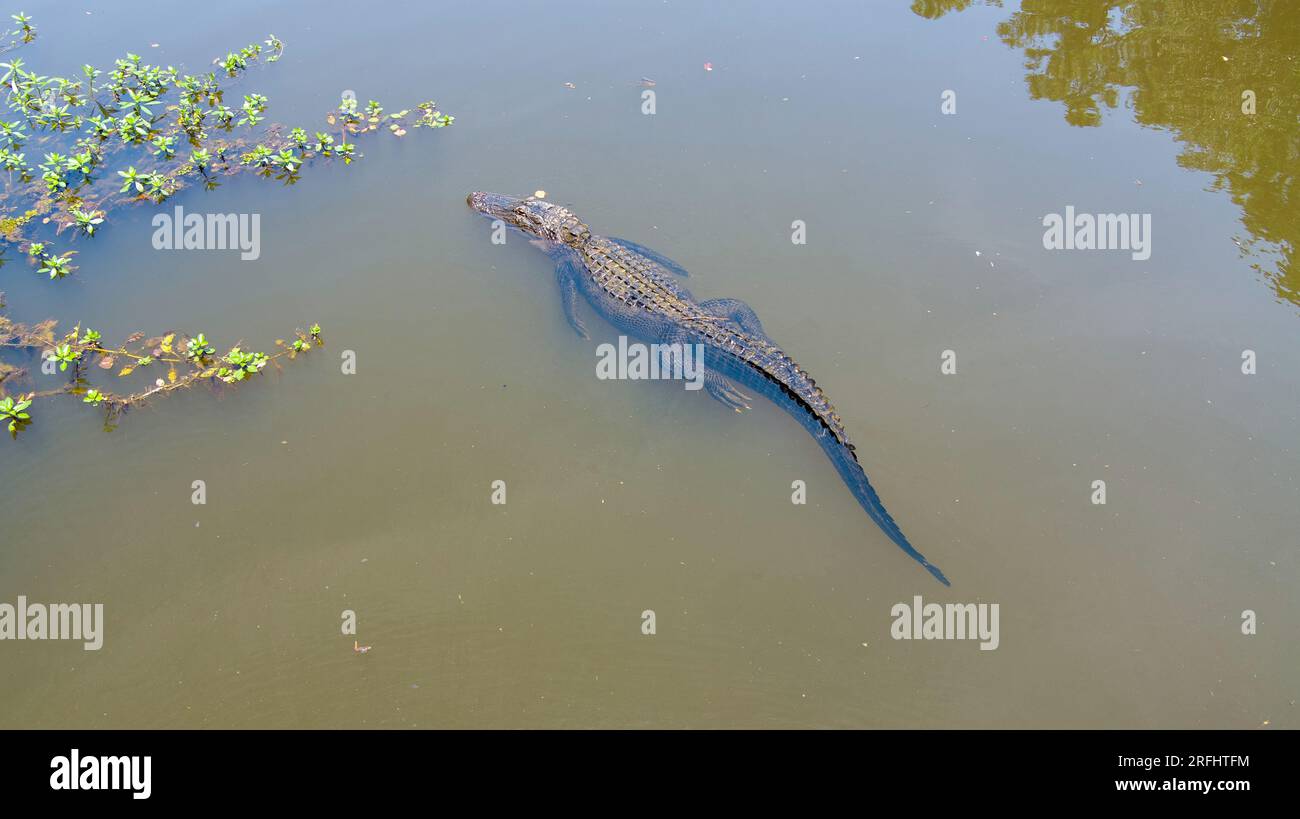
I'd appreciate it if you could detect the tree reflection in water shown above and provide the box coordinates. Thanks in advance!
[914,0,1299,307]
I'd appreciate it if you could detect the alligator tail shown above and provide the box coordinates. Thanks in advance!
[810,429,951,586]
[725,356,951,585]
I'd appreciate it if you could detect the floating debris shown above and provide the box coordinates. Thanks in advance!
[562,82,576,89]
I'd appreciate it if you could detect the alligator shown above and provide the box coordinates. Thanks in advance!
[467,192,950,585]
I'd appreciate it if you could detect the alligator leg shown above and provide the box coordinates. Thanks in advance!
[651,330,747,411]
[553,253,590,340]
[655,330,693,381]
[703,370,753,413]
[608,237,691,277]
[699,298,769,338]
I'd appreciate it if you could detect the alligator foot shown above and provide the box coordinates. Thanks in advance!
[553,252,590,339]
[608,237,691,277]
[704,372,752,413]
[699,298,769,339]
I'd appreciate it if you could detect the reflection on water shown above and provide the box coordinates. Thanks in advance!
[918,0,1300,306]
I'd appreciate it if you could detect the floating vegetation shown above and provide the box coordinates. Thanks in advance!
[0,296,324,435]
[0,12,454,438]
[0,14,453,274]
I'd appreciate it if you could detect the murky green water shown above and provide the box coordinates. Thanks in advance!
[1,0,1295,728]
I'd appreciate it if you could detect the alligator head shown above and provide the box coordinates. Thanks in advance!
[467,192,591,246]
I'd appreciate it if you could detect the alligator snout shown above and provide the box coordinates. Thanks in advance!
[467,191,516,217]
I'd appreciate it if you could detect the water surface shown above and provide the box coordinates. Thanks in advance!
[0,0,1295,728]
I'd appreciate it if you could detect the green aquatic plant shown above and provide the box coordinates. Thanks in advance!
[145,171,170,202]
[336,95,361,125]
[243,143,274,168]
[65,150,94,175]
[117,165,146,193]
[69,207,102,236]
[0,393,31,432]
[0,313,324,437]
[0,118,25,146]
[0,147,24,171]
[0,14,450,282]
[0,11,451,437]
[117,112,151,144]
[237,93,267,127]
[51,342,79,371]
[414,101,454,129]
[271,148,301,172]
[311,132,335,156]
[184,333,214,362]
[38,251,73,279]
[149,134,176,159]
[217,347,269,383]
[122,88,154,119]
[10,11,33,41]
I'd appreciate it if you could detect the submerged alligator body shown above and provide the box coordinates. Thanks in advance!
[468,192,949,585]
